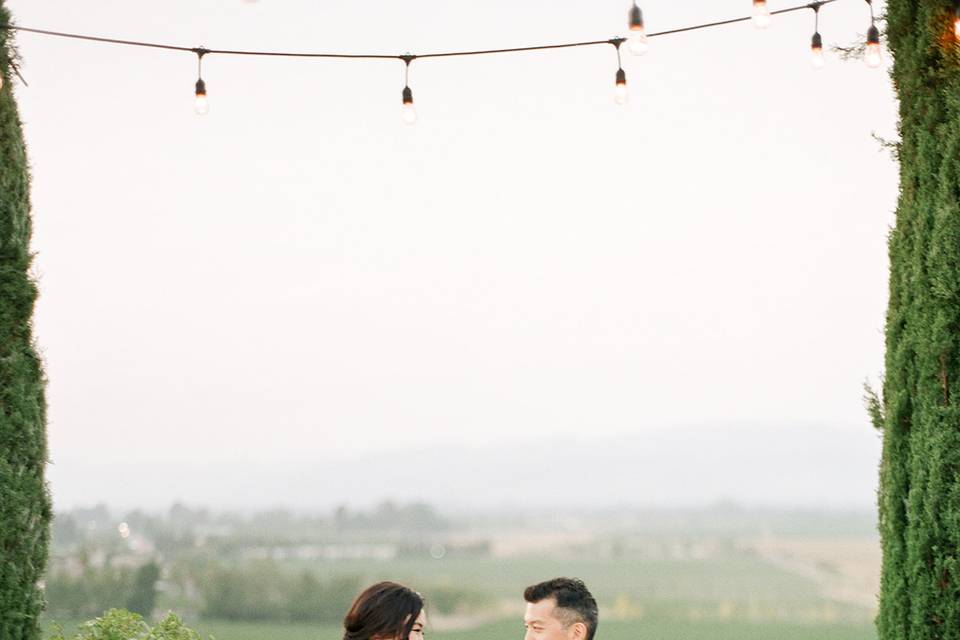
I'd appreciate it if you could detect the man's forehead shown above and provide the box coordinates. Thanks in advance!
[524,598,557,621]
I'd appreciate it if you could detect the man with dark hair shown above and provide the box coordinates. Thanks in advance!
[522,577,599,640]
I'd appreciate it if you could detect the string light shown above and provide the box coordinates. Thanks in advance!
[614,69,628,105]
[402,87,416,124]
[401,55,417,125]
[810,31,824,68]
[865,26,880,66]
[753,0,772,29]
[194,78,207,114]
[194,48,209,115]
[864,0,881,68]
[613,40,628,105]
[810,4,824,69]
[627,2,648,55]
[1,0,867,121]
[954,2,960,40]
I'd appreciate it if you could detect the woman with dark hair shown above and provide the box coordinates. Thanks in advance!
[343,581,426,640]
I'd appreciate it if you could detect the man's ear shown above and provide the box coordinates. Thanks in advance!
[568,622,588,640]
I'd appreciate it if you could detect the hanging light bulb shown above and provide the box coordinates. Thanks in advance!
[194,80,208,114]
[862,1,881,68]
[614,68,628,105]
[865,24,881,67]
[194,78,209,115]
[609,40,628,105]
[402,86,417,125]
[627,3,648,56]
[808,5,824,69]
[192,48,209,115]
[953,4,960,40]
[399,55,418,125]
[752,0,771,29]
[810,32,824,69]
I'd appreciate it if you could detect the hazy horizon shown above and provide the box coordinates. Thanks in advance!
[49,422,882,512]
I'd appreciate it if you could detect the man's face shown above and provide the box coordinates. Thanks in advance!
[523,599,585,640]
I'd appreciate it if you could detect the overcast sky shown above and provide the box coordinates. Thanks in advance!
[8,0,897,510]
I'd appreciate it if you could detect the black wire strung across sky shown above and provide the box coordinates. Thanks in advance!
[1,0,883,122]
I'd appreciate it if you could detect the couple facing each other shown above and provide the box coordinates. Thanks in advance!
[343,577,597,640]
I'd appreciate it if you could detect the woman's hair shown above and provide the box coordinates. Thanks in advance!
[343,581,424,640]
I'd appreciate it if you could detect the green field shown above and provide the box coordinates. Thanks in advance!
[43,537,879,639]
[293,555,821,602]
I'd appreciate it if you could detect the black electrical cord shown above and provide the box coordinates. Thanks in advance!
[4,0,842,64]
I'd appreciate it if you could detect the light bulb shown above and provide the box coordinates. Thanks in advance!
[614,69,628,105]
[955,11,960,40]
[402,102,418,125]
[752,0,771,29]
[628,5,648,55]
[865,25,881,68]
[194,79,208,115]
[628,31,648,56]
[810,32,824,69]
[811,47,825,69]
[194,94,209,115]
[402,86,417,125]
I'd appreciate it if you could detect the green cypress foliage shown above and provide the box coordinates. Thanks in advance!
[0,2,52,639]
[879,2,960,638]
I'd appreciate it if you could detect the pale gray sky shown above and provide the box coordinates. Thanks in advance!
[9,0,896,509]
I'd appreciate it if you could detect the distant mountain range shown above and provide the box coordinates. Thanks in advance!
[50,424,881,512]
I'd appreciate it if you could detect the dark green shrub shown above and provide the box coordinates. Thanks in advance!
[0,2,51,639]
[878,2,960,638]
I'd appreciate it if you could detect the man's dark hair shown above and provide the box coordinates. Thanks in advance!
[524,577,598,640]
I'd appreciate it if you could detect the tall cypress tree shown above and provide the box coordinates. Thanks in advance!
[0,2,52,639]
[879,2,960,638]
